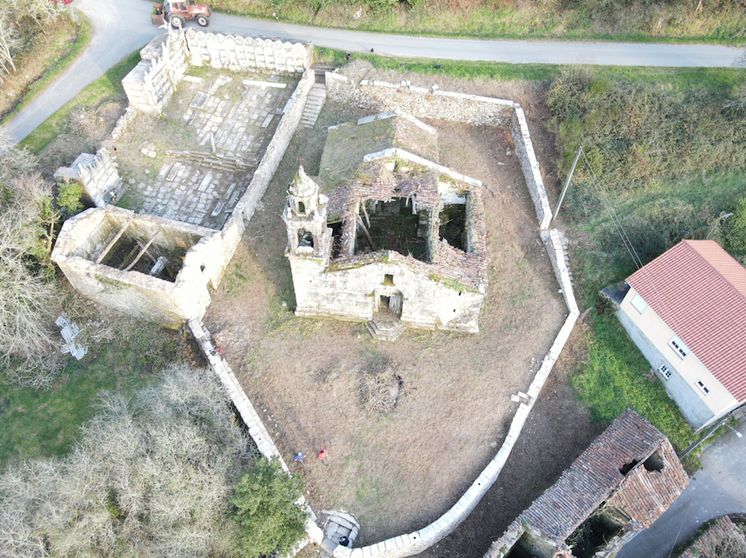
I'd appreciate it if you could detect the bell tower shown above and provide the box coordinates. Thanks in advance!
[282,166,331,259]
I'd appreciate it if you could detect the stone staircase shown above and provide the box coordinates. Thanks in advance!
[366,319,406,341]
[300,83,327,128]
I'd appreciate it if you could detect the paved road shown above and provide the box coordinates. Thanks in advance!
[2,0,745,146]
[617,420,746,558]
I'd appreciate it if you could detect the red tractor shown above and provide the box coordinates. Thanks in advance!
[152,1,211,29]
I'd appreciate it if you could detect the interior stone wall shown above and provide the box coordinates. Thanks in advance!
[123,31,311,114]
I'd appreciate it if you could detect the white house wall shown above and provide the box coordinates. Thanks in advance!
[289,256,483,333]
[618,286,739,429]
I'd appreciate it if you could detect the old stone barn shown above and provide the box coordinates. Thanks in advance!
[282,110,488,340]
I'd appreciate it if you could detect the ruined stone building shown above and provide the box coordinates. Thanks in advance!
[52,30,315,325]
[282,110,487,339]
[483,409,689,558]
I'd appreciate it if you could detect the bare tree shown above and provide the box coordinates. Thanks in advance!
[0,366,259,557]
[0,142,64,386]
[0,14,21,82]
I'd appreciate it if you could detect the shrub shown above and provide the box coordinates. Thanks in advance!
[231,457,309,558]
[723,198,746,255]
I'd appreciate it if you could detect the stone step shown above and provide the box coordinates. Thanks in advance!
[300,84,327,128]
[365,320,406,341]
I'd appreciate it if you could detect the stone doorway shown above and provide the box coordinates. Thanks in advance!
[367,290,405,341]
[378,292,403,320]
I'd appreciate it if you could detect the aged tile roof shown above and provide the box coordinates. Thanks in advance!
[680,515,746,558]
[484,410,689,558]
[325,159,440,218]
[626,240,746,402]
[322,157,487,289]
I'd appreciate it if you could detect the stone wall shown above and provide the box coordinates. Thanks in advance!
[326,73,553,231]
[122,32,190,114]
[510,108,552,229]
[52,206,228,327]
[290,254,484,333]
[123,31,311,114]
[326,73,514,126]
[321,226,579,558]
[68,38,313,319]
[240,68,315,223]
[54,148,121,207]
[187,31,312,73]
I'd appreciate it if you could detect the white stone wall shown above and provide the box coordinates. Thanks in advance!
[240,69,316,222]
[319,228,579,558]
[187,318,325,547]
[186,31,312,73]
[52,206,227,327]
[326,73,513,126]
[510,108,552,230]
[122,33,191,114]
[289,255,483,333]
[54,148,121,207]
[123,32,311,114]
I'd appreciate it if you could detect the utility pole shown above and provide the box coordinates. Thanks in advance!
[552,146,582,223]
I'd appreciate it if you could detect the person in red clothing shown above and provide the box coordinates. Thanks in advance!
[318,449,328,466]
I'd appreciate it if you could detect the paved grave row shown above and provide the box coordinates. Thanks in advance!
[122,71,296,229]
[141,161,245,229]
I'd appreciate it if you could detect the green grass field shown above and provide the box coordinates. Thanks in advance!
[0,321,191,470]
[20,51,141,154]
[1,15,93,126]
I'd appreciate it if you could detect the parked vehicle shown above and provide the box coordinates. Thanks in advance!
[152,1,211,28]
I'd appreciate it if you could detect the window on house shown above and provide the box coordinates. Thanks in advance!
[696,380,710,395]
[669,335,689,359]
[658,364,672,380]
[383,274,394,286]
[298,201,306,215]
[631,293,647,314]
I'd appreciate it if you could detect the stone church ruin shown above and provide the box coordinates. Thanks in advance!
[282,110,487,340]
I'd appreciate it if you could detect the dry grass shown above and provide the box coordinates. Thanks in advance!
[205,71,571,544]
[0,16,78,121]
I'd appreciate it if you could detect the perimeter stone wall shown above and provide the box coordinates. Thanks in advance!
[240,68,316,223]
[187,31,312,73]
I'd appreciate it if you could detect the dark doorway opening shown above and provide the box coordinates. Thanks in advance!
[439,203,467,251]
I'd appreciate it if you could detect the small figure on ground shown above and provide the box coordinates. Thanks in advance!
[346,53,351,61]
[318,449,328,465]
[294,451,306,466]
[339,536,350,547]
[370,48,374,53]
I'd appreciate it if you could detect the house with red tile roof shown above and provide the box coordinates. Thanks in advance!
[483,410,689,558]
[616,240,746,430]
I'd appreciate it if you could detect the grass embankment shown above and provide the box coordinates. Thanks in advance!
[546,66,746,456]
[20,51,141,154]
[1,14,92,124]
[0,319,192,470]
[213,0,746,43]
